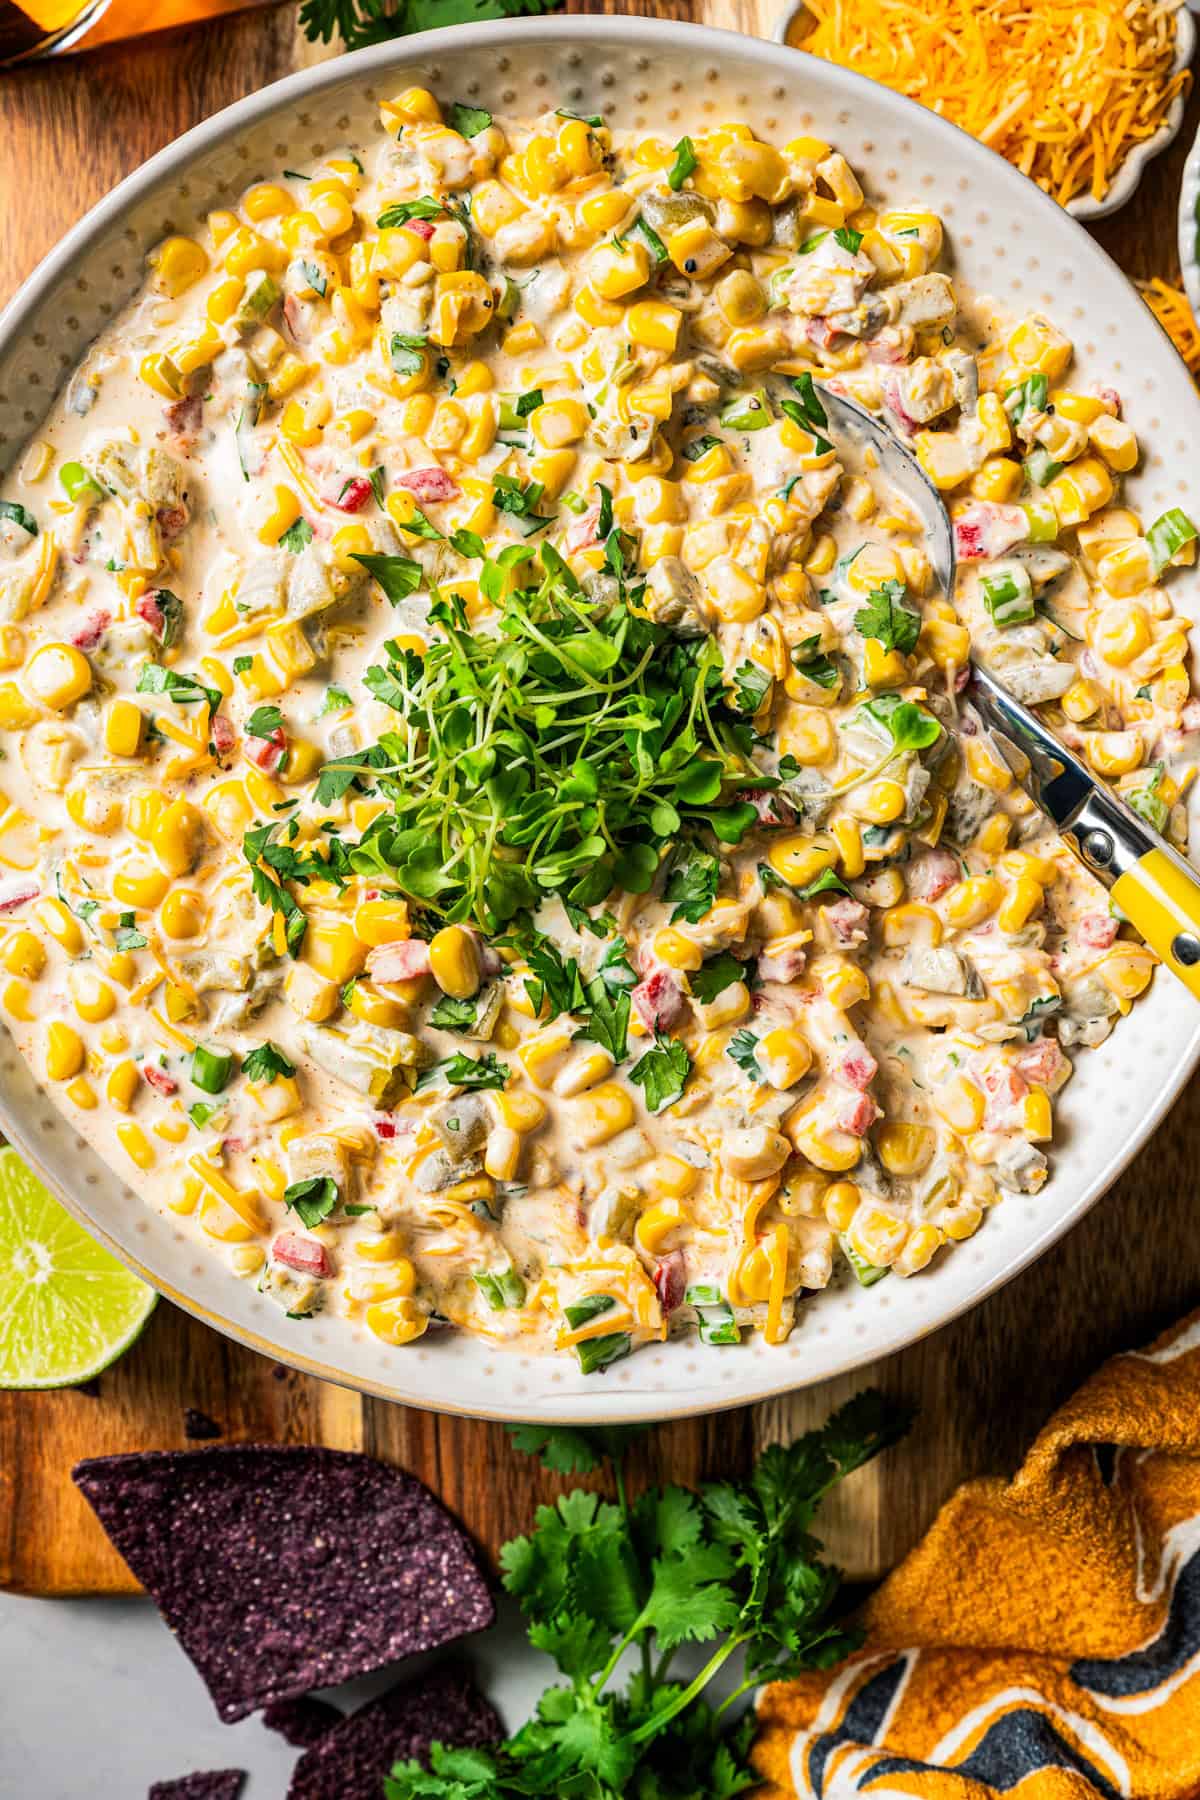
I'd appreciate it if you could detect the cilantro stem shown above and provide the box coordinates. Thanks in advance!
[627,1634,747,1745]
[612,1452,654,1692]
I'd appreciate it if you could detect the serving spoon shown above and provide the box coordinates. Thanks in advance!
[820,386,1200,998]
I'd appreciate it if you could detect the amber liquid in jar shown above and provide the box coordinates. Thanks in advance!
[1,0,277,63]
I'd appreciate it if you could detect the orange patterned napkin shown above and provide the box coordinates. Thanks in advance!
[752,1312,1200,1799]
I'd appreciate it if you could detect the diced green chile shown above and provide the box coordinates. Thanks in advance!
[191,1043,237,1094]
[473,1266,527,1310]
[839,1233,889,1287]
[576,1331,632,1374]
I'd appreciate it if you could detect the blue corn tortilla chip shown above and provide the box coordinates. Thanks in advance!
[149,1773,245,1799]
[73,1446,494,1722]
[287,1664,500,1799]
[263,1694,344,1747]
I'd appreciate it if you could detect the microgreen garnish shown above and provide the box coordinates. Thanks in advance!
[337,548,764,931]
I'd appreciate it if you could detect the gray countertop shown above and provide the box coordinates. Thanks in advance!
[0,1592,538,1799]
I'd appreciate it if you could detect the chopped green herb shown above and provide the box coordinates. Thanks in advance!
[690,951,747,1005]
[448,102,493,136]
[0,501,37,536]
[389,331,428,380]
[351,552,424,602]
[415,1051,510,1092]
[136,664,222,715]
[246,705,284,739]
[726,1028,761,1081]
[283,1174,339,1229]
[668,135,698,190]
[242,1042,296,1084]
[853,578,921,654]
[629,1034,690,1112]
[376,197,443,228]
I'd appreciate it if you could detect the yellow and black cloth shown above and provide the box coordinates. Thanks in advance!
[752,1312,1200,1799]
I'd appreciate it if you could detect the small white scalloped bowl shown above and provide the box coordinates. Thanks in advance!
[2,17,1200,1423]
[1177,113,1200,321]
[775,0,1196,222]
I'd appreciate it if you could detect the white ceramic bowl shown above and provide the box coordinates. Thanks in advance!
[775,0,1196,222]
[3,18,1200,1423]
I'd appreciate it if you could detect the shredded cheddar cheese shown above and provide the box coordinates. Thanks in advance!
[1140,276,1200,376]
[788,0,1189,206]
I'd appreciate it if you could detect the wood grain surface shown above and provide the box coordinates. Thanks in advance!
[1,0,1198,1597]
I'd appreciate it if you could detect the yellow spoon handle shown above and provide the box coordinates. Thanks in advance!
[1110,848,1200,1000]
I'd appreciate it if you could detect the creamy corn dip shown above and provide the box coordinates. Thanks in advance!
[0,92,1194,1366]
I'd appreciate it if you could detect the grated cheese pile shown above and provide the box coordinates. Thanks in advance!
[788,0,1189,206]
[1141,275,1200,374]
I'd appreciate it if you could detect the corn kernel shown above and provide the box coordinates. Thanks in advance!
[45,1020,85,1082]
[24,643,91,710]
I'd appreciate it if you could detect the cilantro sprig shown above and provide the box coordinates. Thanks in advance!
[853,578,921,655]
[386,1396,910,1800]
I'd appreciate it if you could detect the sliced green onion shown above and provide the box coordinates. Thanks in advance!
[699,1315,741,1346]
[720,388,772,431]
[981,561,1034,627]
[576,1331,632,1374]
[1147,507,1198,574]
[473,1266,527,1310]
[560,490,587,514]
[1126,762,1168,832]
[496,276,521,321]
[1021,496,1058,542]
[628,215,668,265]
[191,1043,237,1094]
[684,1282,723,1308]
[188,1100,222,1129]
[563,1292,616,1330]
[1024,446,1062,487]
[839,1234,890,1287]
[59,461,103,504]
[668,135,698,191]
[1003,371,1047,422]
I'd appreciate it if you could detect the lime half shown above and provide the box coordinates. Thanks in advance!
[0,1147,156,1389]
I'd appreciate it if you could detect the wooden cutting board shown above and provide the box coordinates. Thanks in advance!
[2,0,1200,1597]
